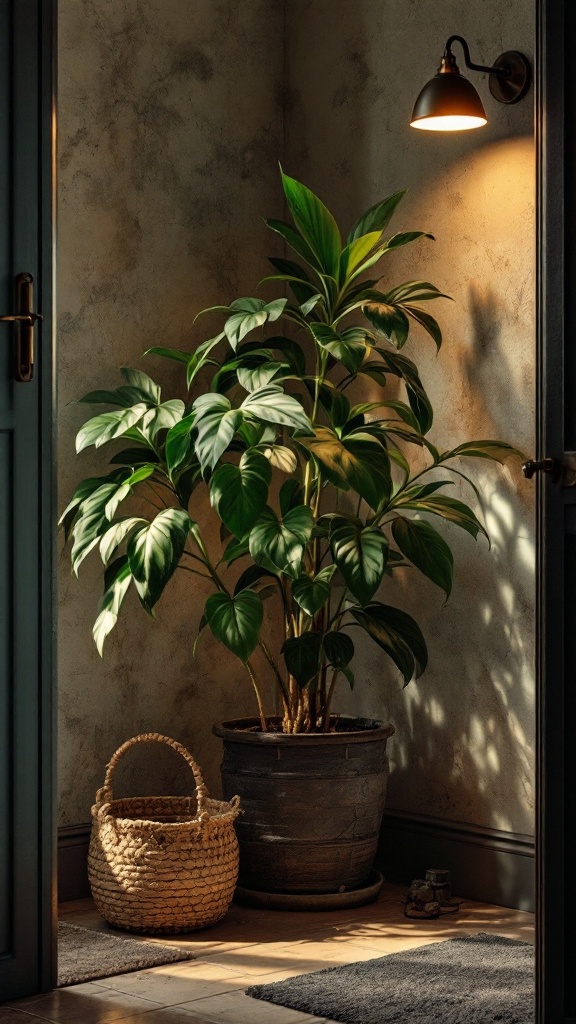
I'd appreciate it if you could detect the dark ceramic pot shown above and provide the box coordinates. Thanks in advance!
[212,716,394,895]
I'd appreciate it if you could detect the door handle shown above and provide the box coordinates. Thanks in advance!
[522,458,557,480]
[522,454,576,487]
[0,272,42,382]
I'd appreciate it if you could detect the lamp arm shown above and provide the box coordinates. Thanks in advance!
[444,35,510,78]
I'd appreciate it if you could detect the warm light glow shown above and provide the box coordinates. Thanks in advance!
[410,114,488,131]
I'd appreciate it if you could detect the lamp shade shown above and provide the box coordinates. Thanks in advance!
[410,72,487,131]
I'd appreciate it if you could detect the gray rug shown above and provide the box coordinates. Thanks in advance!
[246,932,534,1024]
[58,921,196,987]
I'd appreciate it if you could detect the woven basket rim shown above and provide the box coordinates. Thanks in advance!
[91,794,239,829]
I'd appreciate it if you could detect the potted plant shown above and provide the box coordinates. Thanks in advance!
[62,169,520,900]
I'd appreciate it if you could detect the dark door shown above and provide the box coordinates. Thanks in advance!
[0,0,56,1001]
[536,1,576,1021]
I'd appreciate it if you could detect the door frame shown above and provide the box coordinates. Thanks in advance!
[23,0,570,1009]
[535,0,575,1021]
[31,0,57,994]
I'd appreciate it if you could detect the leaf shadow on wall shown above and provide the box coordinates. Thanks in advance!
[339,137,536,846]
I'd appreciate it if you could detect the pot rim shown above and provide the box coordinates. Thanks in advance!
[212,715,395,745]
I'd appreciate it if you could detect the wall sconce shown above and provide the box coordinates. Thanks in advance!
[410,36,531,131]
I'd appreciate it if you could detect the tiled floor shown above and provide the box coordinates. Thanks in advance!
[3,885,534,1023]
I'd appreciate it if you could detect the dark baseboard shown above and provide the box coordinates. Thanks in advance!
[58,824,91,902]
[58,813,535,911]
[377,810,535,912]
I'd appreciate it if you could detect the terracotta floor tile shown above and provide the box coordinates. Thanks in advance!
[94,1009,234,1024]
[177,990,326,1023]
[95,961,247,1003]
[48,889,534,1024]
[6,986,162,1023]
[0,1010,50,1022]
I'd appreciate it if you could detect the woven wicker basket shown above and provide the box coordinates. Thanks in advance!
[88,733,241,934]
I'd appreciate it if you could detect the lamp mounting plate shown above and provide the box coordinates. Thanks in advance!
[488,50,532,104]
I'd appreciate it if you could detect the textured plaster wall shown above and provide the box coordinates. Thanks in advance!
[58,0,535,838]
[285,0,535,835]
[57,0,284,824]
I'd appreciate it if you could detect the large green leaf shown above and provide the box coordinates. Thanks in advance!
[260,335,307,375]
[282,632,323,687]
[212,352,271,394]
[205,590,263,663]
[392,517,453,598]
[71,507,111,575]
[300,292,323,316]
[77,385,152,408]
[323,631,354,668]
[186,333,226,387]
[394,493,488,541]
[192,393,243,471]
[401,304,442,351]
[310,323,368,374]
[75,403,149,453]
[59,470,128,538]
[292,565,336,616]
[241,385,312,433]
[249,504,314,578]
[103,464,156,520]
[260,444,298,474]
[121,368,161,404]
[281,170,341,276]
[346,190,407,245]
[264,220,322,273]
[143,345,192,364]
[298,427,391,510]
[439,440,523,463]
[165,412,196,472]
[363,302,409,349]
[349,232,434,283]
[375,349,433,434]
[127,508,191,612]
[279,479,304,516]
[237,361,288,392]
[222,297,287,350]
[93,557,133,655]
[265,257,319,307]
[385,280,450,303]
[223,533,250,564]
[385,230,434,251]
[175,464,203,507]
[210,449,271,539]
[70,474,135,572]
[331,523,388,604]
[99,516,146,565]
[141,399,185,439]
[339,231,382,284]
[350,602,428,684]
[234,564,277,595]
[109,446,160,467]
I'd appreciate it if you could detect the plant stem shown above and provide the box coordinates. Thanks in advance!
[323,669,340,730]
[258,639,290,708]
[245,660,268,731]
[177,565,211,580]
[143,495,164,513]
[194,533,231,595]
[146,481,170,507]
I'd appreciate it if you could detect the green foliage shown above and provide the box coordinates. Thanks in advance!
[205,590,263,663]
[62,168,523,732]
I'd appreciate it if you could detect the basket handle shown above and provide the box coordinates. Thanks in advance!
[96,733,209,815]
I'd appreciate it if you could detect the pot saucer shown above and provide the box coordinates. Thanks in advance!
[234,869,384,911]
